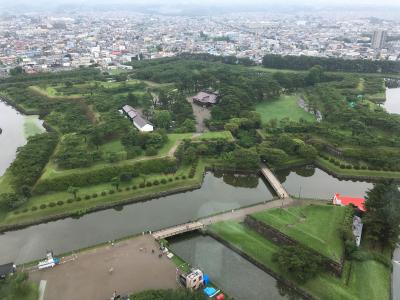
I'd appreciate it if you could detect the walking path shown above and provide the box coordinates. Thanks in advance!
[260,164,289,198]
[152,198,295,240]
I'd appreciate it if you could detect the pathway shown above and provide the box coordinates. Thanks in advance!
[152,198,295,240]
[260,164,289,198]
[186,96,210,133]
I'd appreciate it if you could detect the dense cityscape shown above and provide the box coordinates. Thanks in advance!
[1,11,400,75]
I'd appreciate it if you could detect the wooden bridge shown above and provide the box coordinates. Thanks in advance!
[152,221,205,240]
[260,164,289,198]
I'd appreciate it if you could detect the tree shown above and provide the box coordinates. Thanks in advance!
[258,146,289,166]
[305,65,324,85]
[298,144,318,160]
[127,92,139,107]
[67,186,79,199]
[231,148,259,170]
[111,177,121,190]
[9,66,23,76]
[273,245,324,283]
[153,110,172,129]
[364,182,400,249]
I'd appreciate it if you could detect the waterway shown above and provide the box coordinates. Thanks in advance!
[0,100,45,176]
[276,165,373,199]
[0,172,274,265]
[384,87,400,114]
[169,234,296,300]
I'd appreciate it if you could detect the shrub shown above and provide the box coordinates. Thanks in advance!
[153,180,160,185]
[109,190,115,194]
[168,178,173,182]
[329,158,335,163]
[346,165,352,169]
[145,147,158,156]
[125,186,131,191]
[92,193,98,198]
[84,195,91,200]
[139,183,145,188]
[354,165,360,170]
[31,206,38,211]
[49,202,56,207]
[175,176,180,180]
[57,200,64,206]
[13,211,20,215]
[361,165,367,170]
[76,197,82,201]
[146,182,153,187]
[118,189,123,192]
[161,178,167,184]
[182,175,187,179]
[67,198,74,204]
[132,185,137,190]
[101,191,107,196]
[22,208,28,213]
[340,164,346,169]
[40,204,47,209]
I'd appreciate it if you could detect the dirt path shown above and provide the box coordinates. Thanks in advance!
[29,235,178,300]
[186,96,210,133]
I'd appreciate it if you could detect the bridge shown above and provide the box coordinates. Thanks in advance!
[260,164,289,199]
[152,221,205,240]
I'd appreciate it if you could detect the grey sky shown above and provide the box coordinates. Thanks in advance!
[3,0,400,5]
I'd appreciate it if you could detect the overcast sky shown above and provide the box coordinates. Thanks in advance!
[3,0,400,5]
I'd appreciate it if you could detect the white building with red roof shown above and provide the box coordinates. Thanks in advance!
[332,193,366,212]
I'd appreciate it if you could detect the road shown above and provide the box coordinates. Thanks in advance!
[393,245,400,300]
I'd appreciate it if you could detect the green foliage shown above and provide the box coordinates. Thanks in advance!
[55,134,94,169]
[262,54,400,73]
[131,289,207,300]
[364,182,400,248]
[0,272,38,300]
[273,245,325,283]
[8,132,58,189]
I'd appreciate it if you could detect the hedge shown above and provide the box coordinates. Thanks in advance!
[34,158,177,193]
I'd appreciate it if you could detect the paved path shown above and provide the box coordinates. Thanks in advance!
[260,164,289,198]
[393,246,400,300]
[186,96,210,133]
[151,198,295,240]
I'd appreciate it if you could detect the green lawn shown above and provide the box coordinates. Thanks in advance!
[316,156,400,179]
[209,220,390,300]
[1,160,207,227]
[41,132,231,180]
[24,116,45,138]
[28,86,82,100]
[255,95,315,123]
[251,204,346,262]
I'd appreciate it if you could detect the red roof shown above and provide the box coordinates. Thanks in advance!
[334,193,366,212]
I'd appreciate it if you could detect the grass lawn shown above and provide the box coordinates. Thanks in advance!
[24,116,45,138]
[255,95,315,123]
[209,220,390,300]
[1,160,207,227]
[252,204,346,262]
[41,131,232,180]
[316,156,400,179]
[28,86,82,100]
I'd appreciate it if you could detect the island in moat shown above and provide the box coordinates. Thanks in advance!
[0,55,399,300]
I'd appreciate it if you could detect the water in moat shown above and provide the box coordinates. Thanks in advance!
[169,234,298,300]
[0,100,45,176]
[383,88,400,114]
[276,165,373,199]
[0,172,274,264]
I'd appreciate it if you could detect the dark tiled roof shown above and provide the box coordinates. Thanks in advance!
[0,263,15,278]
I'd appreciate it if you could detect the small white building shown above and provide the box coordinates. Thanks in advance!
[122,105,153,132]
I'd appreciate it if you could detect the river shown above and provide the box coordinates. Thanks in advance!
[384,88,400,114]
[169,234,297,300]
[0,100,45,176]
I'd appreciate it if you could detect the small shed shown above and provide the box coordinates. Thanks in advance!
[0,263,16,279]
[192,91,219,107]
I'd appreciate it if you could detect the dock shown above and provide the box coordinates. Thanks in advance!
[152,222,205,240]
[260,164,289,198]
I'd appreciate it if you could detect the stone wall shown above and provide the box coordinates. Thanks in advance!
[244,215,344,277]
